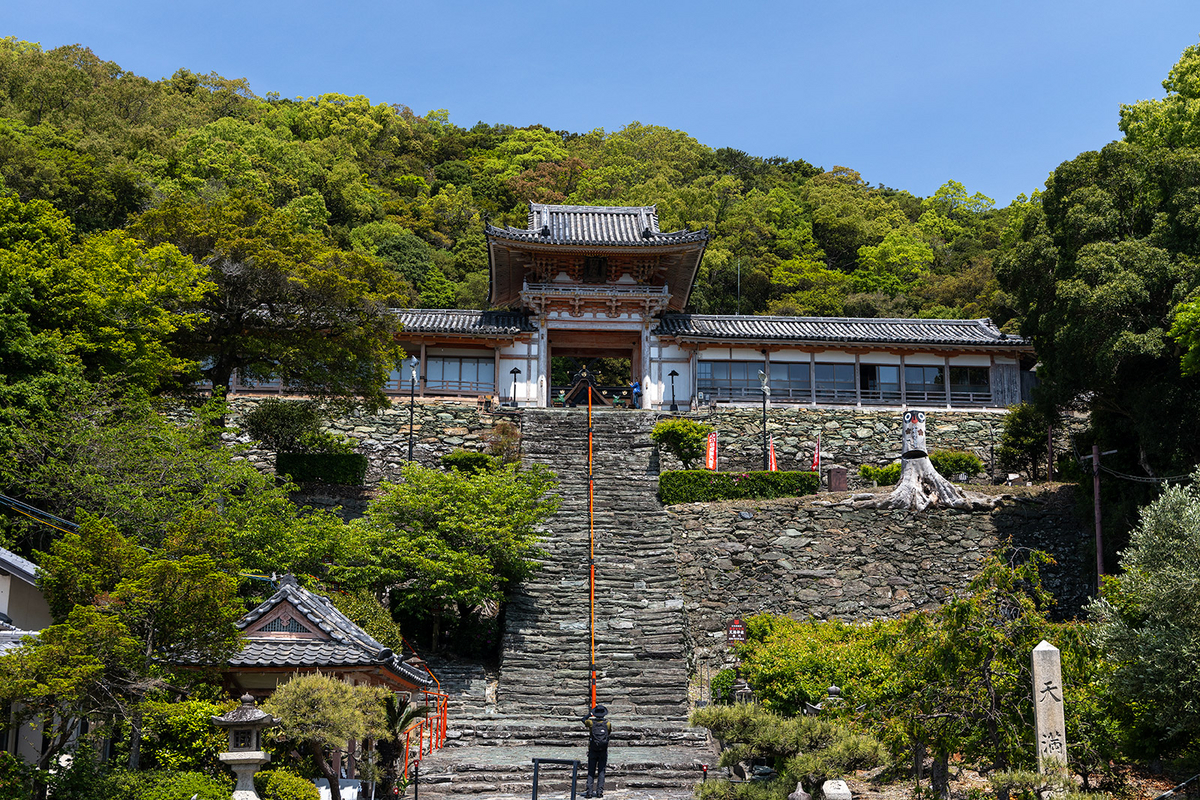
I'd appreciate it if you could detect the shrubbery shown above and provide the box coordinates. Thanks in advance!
[859,450,983,486]
[659,470,819,504]
[858,462,902,485]
[441,449,497,474]
[255,769,320,800]
[650,419,712,469]
[929,449,984,476]
[276,452,368,485]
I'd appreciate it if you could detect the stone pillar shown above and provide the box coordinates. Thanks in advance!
[1032,640,1068,773]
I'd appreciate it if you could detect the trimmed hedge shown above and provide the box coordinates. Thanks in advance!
[659,470,819,504]
[441,449,497,474]
[929,449,984,477]
[276,453,368,485]
[859,462,902,485]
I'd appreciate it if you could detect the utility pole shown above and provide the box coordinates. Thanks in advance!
[1081,445,1117,592]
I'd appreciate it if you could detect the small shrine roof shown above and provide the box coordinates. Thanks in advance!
[654,315,1030,348]
[231,576,433,689]
[395,309,536,338]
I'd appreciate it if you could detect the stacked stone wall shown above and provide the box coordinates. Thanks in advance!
[223,399,1033,491]
[667,485,1090,681]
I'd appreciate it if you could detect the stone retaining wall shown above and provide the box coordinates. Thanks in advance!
[223,397,511,486]
[223,399,1028,491]
[666,486,1089,679]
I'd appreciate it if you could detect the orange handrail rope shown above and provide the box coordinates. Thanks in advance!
[588,384,597,709]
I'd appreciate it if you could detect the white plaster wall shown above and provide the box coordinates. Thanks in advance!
[949,354,992,366]
[904,353,946,366]
[649,341,692,409]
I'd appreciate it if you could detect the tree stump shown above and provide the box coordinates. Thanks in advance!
[861,411,998,511]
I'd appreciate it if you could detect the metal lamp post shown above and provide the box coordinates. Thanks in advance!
[758,369,770,471]
[407,355,419,462]
[510,367,521,407]
[668,369,679,412]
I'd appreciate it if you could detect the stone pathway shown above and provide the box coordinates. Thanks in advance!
[416,409,713,798]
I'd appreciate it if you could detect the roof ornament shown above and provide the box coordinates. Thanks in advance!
[540,225,551,237]
[278,573,299,587]
[641,227,654,239]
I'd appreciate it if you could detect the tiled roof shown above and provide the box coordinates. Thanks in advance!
[486,203,709,247]
[0,547,38,586]
[394,309,535,337]
[231,576,433,689]
[0,627,35,655]
[653,315,1030,348]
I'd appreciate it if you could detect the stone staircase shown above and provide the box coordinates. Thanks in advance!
[415,409,713,798]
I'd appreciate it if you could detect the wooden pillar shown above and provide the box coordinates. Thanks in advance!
[809,352,817,406]
[640,325,652,409]
[537,320,549,408]
[419,342,427,397]
[854,353,862,407]
[494,346,501,397]
[944,355,952,409]
[899,354,907,407]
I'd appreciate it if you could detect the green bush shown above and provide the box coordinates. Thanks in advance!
[650,419,712,470]
[242,399,322,452]
[710,668,736,705]
[858,462,901,485]
[276,453,368,485]
[441,449,496,474]
[255,769,320,800]
[93,769,231,800]
[929,449,984,476]
[0,753,34,800]
[658,470,819,504]
[243,399,355,455]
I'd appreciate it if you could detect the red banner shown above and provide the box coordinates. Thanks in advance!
[705,430,718,470]
[768,436,778,471]
[811,434,820,473]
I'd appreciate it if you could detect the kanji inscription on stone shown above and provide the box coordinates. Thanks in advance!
[1032,640,1068,772]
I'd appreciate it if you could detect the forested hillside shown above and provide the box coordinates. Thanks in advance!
[0,37,1025,326]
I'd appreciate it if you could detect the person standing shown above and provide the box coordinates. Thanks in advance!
[582,704,611,798]
[629,379,642,409]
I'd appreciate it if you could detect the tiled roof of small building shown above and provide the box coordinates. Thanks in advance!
[486,203,709,247]
[395,309,536,337]
[654,315,1030,347]
[232,576,433,689]
[0,626,35,655]
[0,547,38,586]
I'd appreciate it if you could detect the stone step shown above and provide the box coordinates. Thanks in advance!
[412,743,713,799]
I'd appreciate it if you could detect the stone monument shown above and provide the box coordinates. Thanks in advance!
[1032,640,1067,773]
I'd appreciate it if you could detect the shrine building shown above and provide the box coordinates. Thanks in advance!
[381,203,1033,410]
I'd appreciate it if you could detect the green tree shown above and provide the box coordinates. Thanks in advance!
[128,192,405,409]
[263,673,389,786]
[997,403,1051,481]
[346,462,559,649]
[650,418,712,470]
[1089,471,1200,756]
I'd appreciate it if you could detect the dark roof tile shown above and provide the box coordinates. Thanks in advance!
[395,309,535,337]
[487,203,708,247]
[654,315,1029,348]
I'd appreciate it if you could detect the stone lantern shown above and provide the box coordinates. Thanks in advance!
[212,693,279,800]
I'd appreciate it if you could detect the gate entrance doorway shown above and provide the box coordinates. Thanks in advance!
[548,330,639,408]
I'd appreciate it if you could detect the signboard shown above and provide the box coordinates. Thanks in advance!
[727,618,746,645]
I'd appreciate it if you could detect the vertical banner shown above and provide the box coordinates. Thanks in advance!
[811,434,821,473]
[768,436,778,471]
[705,430,719,471]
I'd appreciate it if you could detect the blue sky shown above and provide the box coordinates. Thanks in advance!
[3,0,1199,205]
